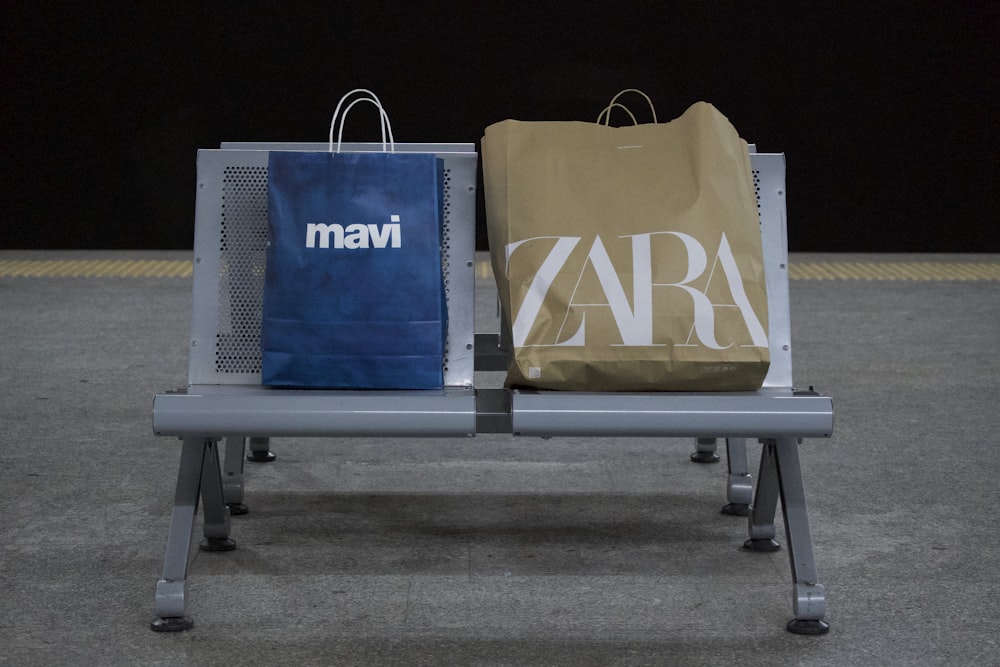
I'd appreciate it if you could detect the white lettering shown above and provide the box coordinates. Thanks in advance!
[305,223,343,249]
[507,236,581,347]
[555,236,652,346]
[368,223,401,248]
[698,233,769,348]
[343,223,368,248]
[305,217,401,249]
[647,231,728,349]
[507,230,769,350]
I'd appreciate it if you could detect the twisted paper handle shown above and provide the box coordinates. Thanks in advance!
[597,89,658,125]
[328,88,395,153]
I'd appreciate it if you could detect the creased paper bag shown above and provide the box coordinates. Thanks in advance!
[482,101,769,391]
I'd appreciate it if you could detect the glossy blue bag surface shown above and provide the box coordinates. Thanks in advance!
[261,151,446,389]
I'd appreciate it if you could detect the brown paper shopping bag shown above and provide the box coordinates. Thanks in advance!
[482,94,770,391]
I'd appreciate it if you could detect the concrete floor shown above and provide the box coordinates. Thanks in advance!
[0,251,998,665]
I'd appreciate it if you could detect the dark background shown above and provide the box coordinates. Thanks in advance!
[3,2,997,252]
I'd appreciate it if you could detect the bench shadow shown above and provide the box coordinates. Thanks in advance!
[192,491,769,577]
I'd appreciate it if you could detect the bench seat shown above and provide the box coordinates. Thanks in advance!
[153,386,478,438]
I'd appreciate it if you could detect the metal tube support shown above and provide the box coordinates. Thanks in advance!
[199,439,236,551]
[690,437,721,463]
[247,436,276,462]
[151,437,209,631]
[773,437,829,634]
[222,437,248,514]
[722,437,752,516]
[476,388,513,433]
[744,439,780,551]
[473,333,509,372]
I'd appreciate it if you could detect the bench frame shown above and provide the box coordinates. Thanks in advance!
[150,142,833,634]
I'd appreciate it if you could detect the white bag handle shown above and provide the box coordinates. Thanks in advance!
[599,88,658,125]
[329,89,385,149]
[327,89,396,153]
[596,102,639,126]
[334,98,396,153]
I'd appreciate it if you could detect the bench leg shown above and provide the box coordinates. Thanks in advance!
[692,437,753,515]
[222,437,249,515]
[150,437,235,632]
[690,437,721,463]
[746,438,829,634]
[722,437,752,516]
[745,439,781,552]
[772,437,829,634]
[150,437,208,631]
[199,439,235,551]
[246,436,276,462]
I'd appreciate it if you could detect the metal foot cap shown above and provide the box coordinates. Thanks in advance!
[247,451,276,463]
[787,619,830,635]
[199,537,237,552]
[150,616,194,632]
[689,452,720,464]
[743,537,781,552]
[227,503,249,515]
[722,503,750,516]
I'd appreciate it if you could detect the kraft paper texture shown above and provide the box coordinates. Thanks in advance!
[482,101,770,391]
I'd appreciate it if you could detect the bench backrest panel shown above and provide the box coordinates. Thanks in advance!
[187,145,792,390]
[188,143,478,387]
[752,153,793,388]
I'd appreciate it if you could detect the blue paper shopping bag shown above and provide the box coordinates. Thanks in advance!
[261,150,447,389]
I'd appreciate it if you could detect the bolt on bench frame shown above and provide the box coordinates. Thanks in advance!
[150,142,834,634]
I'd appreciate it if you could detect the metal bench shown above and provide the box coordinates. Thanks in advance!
[150,142,834,634]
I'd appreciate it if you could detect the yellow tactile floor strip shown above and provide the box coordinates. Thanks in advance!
[0,259,998,281]
[788,261,1000,281]
[0,259,193,278]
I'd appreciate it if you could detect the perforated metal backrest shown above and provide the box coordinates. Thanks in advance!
[751,153,793,388]
[186,144,790,391]
[187,143,478,387]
